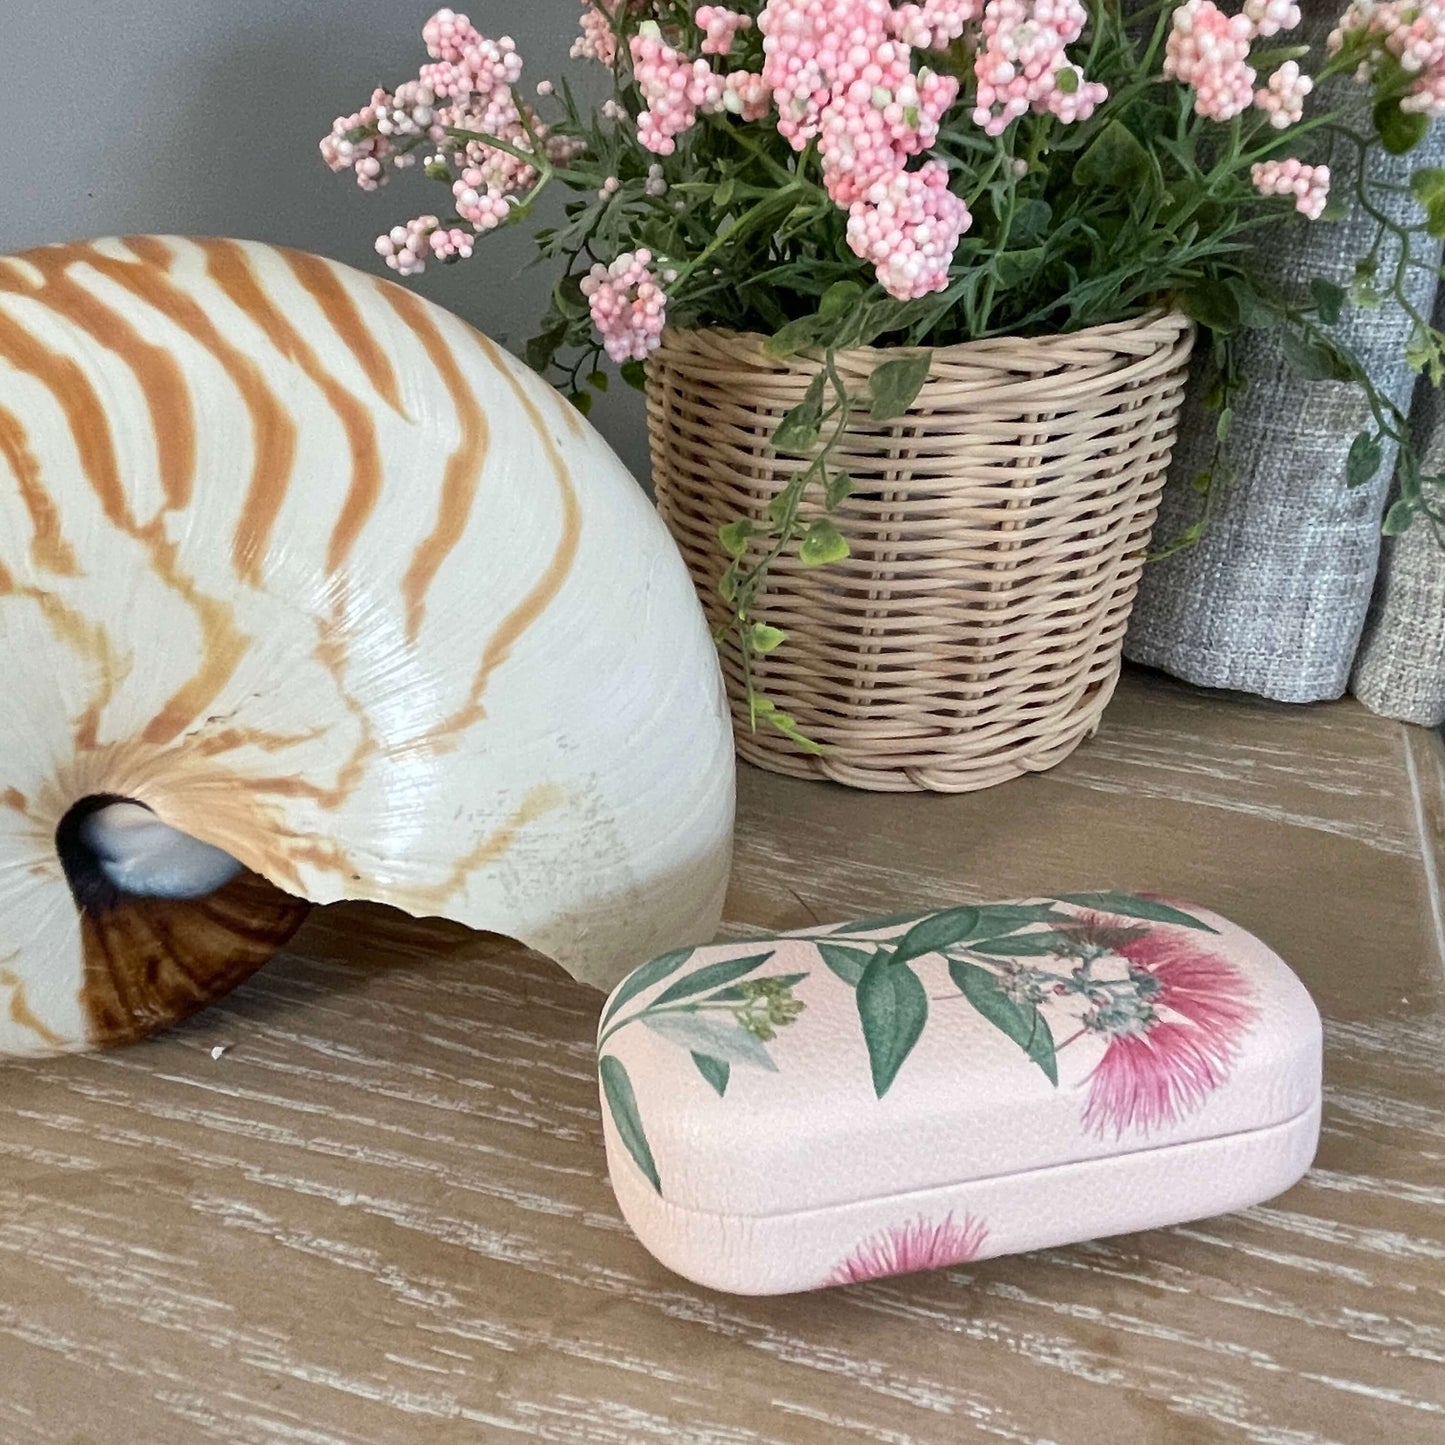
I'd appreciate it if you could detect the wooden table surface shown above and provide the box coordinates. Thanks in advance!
[3,669,1443,1445]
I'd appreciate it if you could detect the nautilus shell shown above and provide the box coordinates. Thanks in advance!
[0,236,734,1058]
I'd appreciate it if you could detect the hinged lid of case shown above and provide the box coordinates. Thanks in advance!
[596,895,1322,1217]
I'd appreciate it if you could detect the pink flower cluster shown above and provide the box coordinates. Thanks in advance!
[581,248,670,361]
[846,161,972,299]
[322,9,582,274]
[892,0,983,52]
[1254,59,1311,129]
[572,0,625,66]
[1251,157,1330,220]
[696,5,754,55]
[631,21,728,155]
[375,216,475,276]
[1165,0,1309,124]
[1330,2,1445,117]
[973,1,1107,137]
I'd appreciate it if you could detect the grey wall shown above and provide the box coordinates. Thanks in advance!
[0,0,650,478]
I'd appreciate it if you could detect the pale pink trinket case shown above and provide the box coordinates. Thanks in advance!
[596,894,1323,1295]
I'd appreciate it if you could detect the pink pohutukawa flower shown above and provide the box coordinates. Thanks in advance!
[581,248,670,362]
[1252,157,1331,219]
[1080,921,1258,1138]
[828,1213,990,1285]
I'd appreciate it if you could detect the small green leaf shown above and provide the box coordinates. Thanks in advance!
[1180,285,1241,336]
[1216,407,1233,443]
[868,353,932,421]
[644,1012,778,1070]
[819,280,864,321]
[691,1052,730,1096]
[1310,280,1346,326]
[773,371,827,454]
[1375,98,1430,156]
[967,903,1068,935]
[599,1055,660,1192]
[600,947,695,1029]
[649,951,777,1008]
[817,942,873,987]
[568,390,593,416]
[799,518,850,566]
[1410,166,1445,205]
[1346,431,1384,489]
[1280,329,1355,383]
[1073,118,1151,192]
[947,961,1058,1085]
[553,272,589,320]
[719,519,753,558]
[824,469,856,510]
[1006,199,1052,249]
[587,368,609,392]
[855,954,929,1098]
[750,622,787,654]
[1051,892,1219,933]
[765,315,825,358]
[890,906,982,967]
[713,175,737,212]
[1382,498,1416,536]
[620,359,648,391]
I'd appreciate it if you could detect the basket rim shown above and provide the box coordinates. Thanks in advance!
[655,306,1193,365]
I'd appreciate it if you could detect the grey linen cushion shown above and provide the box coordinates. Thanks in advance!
[1125,19,1444,702]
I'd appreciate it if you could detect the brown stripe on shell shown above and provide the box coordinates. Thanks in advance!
[77,869,310,1049]
[2,788,27,813]
[2,249,197,510]
[280,248,407,418]
[200,239,382,577]
[407,336,584,749]
[0,241,252,748]
[0,967,67,1050]
[97,237,298,587]
[0,401,80,575]
[377,283,490,645]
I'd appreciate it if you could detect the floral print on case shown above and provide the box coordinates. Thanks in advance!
[828,1213,990,1286]
[597,893,1258,1198]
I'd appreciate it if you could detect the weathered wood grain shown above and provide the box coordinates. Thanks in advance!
[2,669,1442,1444]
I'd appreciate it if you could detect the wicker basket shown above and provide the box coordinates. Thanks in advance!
[647,310,1195,792]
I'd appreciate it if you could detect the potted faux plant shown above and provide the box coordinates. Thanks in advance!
[323,1,1445,791]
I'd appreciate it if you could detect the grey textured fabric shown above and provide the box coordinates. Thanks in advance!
[1351,294,1445,726]
[1125,17,1445,702]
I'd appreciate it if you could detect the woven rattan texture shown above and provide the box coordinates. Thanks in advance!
[648,313,1195,792]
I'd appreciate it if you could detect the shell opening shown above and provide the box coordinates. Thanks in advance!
[57,797,245,909]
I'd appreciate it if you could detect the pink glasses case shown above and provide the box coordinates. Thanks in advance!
[596,893,1322,1295]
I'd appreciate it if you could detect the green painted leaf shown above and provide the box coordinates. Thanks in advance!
[967,903,1067,936]
[868,353,932,422]
[824,908,934,935]
[599,1055,660,1192]
[855,954,928,1097]
[648,951,777,1008]
[1051,892,1219,933]
[817,943,874,987]
[600,947,694,1029]
[891,906,982,967]
[799,518,850,566]
[708,971,809,1002]
[1345,431,1383,489]
[643,1012,778,1070]
[947,961,1058,1085]
[1375,98,1430,157]
[968,932,1068,957]
[691,1052,730,1096]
